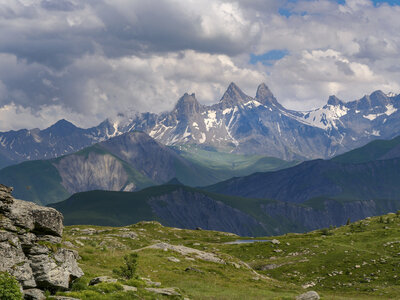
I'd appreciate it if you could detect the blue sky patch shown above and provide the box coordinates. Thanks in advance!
[250,50,289,66]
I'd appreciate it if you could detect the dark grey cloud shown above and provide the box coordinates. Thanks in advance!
[0,0,399,130]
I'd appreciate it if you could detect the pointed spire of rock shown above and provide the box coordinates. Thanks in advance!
[220,82,251,106]
[327,95,344,106]
[174,93,201,116]
[256,83,278,106]
[255,83,286,111]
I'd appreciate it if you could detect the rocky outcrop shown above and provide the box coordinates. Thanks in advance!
[0,184,83,294]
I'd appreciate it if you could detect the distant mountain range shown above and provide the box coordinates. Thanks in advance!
[1,83,399,167]
[50,136,400,235]
[0,131,293,205]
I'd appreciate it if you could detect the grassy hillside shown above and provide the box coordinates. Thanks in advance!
[204,156,400,204]
[53,213,400,299]
[0,160,70,205]
[332,136,400,164]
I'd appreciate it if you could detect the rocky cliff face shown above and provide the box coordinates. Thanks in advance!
[0,184,83,297]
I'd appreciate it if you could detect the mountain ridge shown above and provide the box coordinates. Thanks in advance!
[0,83,399,166]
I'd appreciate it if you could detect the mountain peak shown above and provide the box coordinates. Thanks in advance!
[46,119,77,130]
[220,82,251,106]
[327,95,344,106]
[174,93,201,116]
[165,177,184,186]
[255,83,281,107]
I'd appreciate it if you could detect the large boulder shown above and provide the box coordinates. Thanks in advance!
[1,197,63,237]
[0,184,83,293]
[296,291,320,300]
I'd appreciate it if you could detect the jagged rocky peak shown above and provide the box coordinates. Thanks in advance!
[370,90,390,105]
[327,95,344,106]
[174,92,201,116]
[356,90,389,110]
[220,82,251,106]
[256,83,281,107]
[0,184,83,298]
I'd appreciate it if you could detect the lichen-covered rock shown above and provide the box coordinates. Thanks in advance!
[30,249,83,290]
[0,184,83,294]
[0,233,36,288]
[23,288,46,300]
[1,199,63,236]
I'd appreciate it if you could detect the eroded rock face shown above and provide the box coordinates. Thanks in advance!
[0,184,83,292]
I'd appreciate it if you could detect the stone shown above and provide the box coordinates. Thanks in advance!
[0,238,36,288]
[88,276,118,286]
[109,232,138,239]
[122,285,138,292]
[185,267,203,273]
[145,287,181,296]
[296,291,320,300]
[2,198,63,236]
[30,248,84,290]
[142,277,161,287]
[271,239,280,245]
[36,235,62,244]
[167,256,180,263]
[23,288,46,300]
[63,241,76,248]
[0,184,14,204]
[138,242,225,264]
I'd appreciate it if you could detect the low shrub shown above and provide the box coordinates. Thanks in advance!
[0,272,23,300]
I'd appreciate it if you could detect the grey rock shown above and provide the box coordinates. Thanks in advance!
[122,285,137,292]
[29,248,83,290]
[28,244,51,255]
[36,235,62,244]
[145,287,181,296]
[0,238,36,288]
[142,277,161,287]
[23,288,46,300]
[0,184,14,204]
[167,256,180,263]
[0,184,83,292]
[1,198,63,236]
[62,241,76,248]
[296,291,320,300]
[50,297,81,300]
[185,267,203,273]
[88,276,117,286]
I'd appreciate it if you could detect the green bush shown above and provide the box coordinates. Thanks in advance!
[113,253,138,279]
[0,272,23,300]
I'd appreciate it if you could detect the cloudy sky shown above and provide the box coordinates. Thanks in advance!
[0,0,400,130]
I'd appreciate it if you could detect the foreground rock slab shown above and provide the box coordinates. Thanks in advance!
[0,184,83,293]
